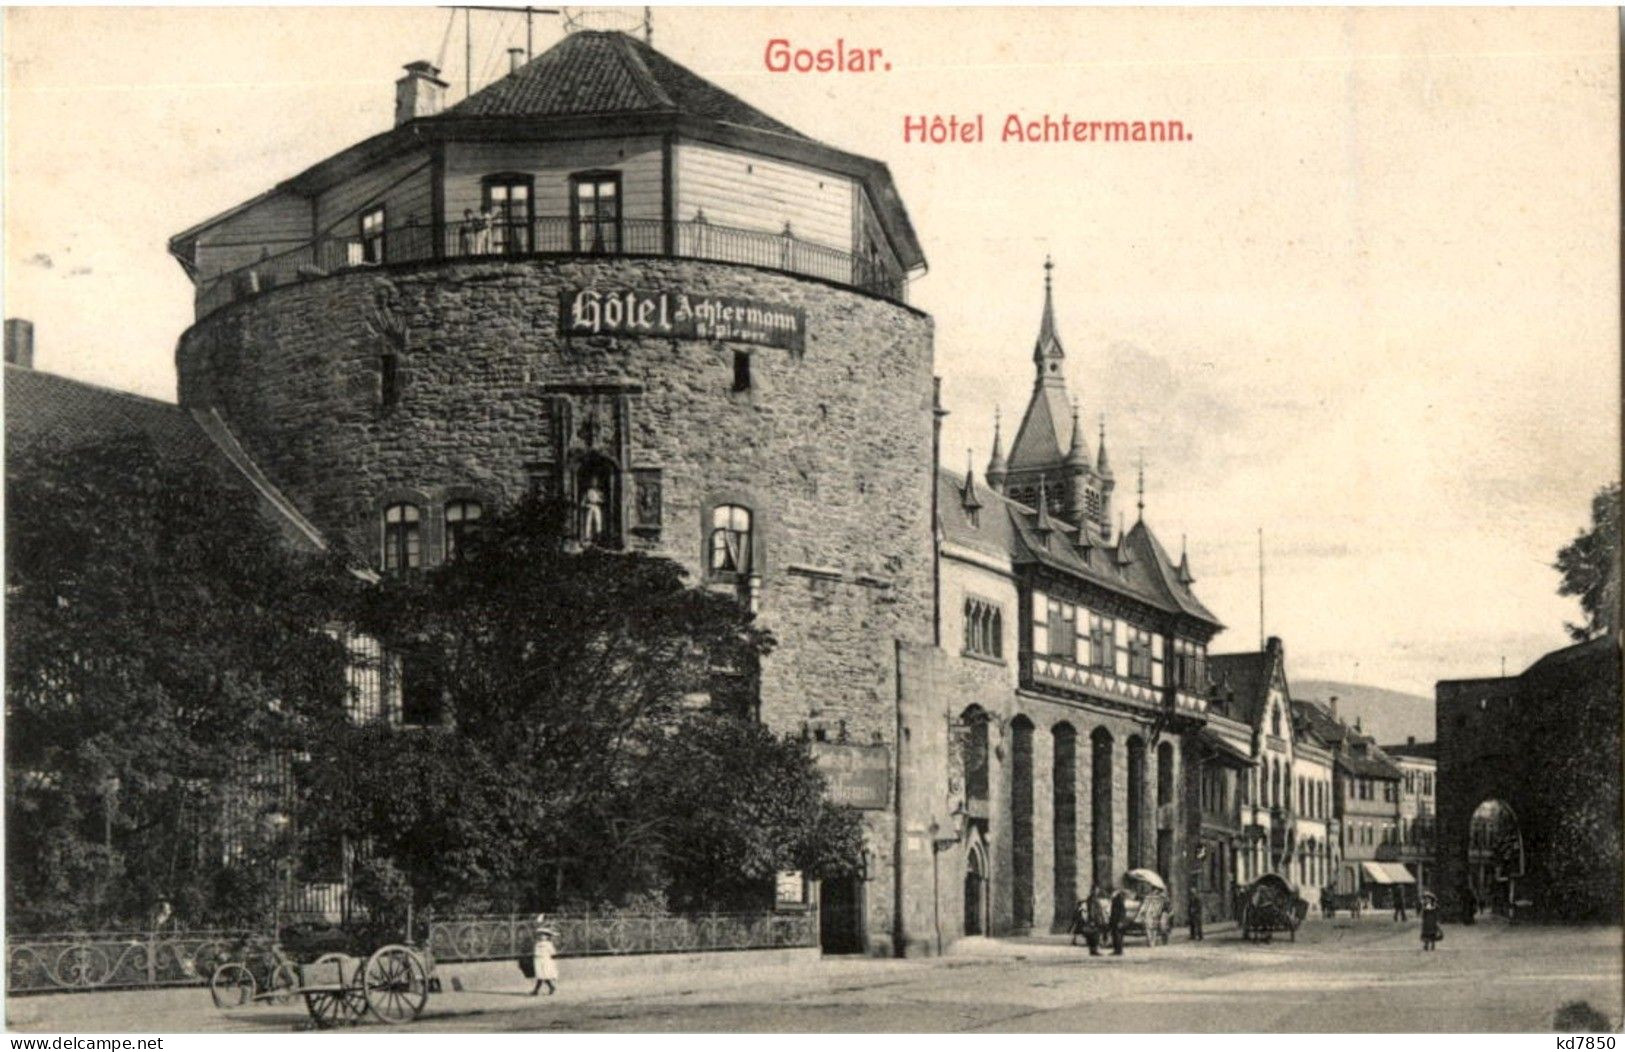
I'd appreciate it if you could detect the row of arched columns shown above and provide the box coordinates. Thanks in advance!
[967,706,1177,934]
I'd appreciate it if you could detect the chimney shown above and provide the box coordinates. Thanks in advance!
[1354,716,1363,733]
[5,318,34,368]
[394,61,447,127]
[1407,735,1416,747]
[1328,695,1338,717]
[508,48,525,74]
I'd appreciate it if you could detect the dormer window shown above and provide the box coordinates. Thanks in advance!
[571,171,621,253]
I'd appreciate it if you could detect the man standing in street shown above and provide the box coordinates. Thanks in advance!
[1393,889,1409,922]
[1109,887,1128,956]
[1188,886,1204,941]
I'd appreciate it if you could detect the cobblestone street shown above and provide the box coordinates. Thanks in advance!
[11,917,1620,1034]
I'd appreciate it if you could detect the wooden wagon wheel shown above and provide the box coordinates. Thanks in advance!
[210,963,255,1009]
[362,944,429,1025]
[304,955,366,1028]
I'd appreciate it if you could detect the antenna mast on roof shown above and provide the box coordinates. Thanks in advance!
[444,6,563,97]
[1258,527,1266,649]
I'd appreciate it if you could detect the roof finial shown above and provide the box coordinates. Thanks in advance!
[1096,413,1114,478]
[1034,256,1064,372]
[986,406,1008,488]
[1136,453,1146,520]
[1178,533,1195,585]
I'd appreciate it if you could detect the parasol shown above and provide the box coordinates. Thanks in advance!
[1124,868,1168,893]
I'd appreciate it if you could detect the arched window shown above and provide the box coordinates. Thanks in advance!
[383,503,421,572]
[444,499,483,560]
[708,504,753,579]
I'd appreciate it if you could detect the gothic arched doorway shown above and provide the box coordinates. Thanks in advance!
[1467,798,1524,917]
[964,835,989,937]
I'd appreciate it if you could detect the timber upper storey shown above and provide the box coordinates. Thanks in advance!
[168,31,926,321]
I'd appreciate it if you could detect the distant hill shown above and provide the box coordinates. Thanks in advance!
[1292,680,1436,746]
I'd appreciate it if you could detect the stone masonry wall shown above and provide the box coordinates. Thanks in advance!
[176,257,936,942]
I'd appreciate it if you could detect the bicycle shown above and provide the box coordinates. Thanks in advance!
[209,935,300,1009]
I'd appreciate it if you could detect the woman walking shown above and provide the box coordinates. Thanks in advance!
[530,914,559,996]
[1420,892,1442,951]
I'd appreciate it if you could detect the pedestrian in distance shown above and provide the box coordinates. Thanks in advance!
[1420,892,1442,951]
[1187,886,1204,941]
[1081,886,1107,956]
[1109,888,1128,956]
[1068,897,1089,947]
[1461,884,1477,926]
[1393,889,1408,922]
[530,914,558,996]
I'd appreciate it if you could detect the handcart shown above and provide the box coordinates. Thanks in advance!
[211,943,432,1027]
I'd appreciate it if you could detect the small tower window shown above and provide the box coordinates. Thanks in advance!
[733,351,751,392]
[382,503,421,573]
[444,499,483,560]
[380,353,399,411]
[708,504,753,580]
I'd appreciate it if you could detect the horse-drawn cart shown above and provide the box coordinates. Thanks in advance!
[211,944,432,1027]
[1237,873,1308,943]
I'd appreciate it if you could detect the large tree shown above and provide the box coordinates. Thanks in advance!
[308,499,862,913]
[1554,481,1621,642]
[6,439,358,930]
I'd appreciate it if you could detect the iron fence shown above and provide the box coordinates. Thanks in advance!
[6,929,261,995]
[195,217,905,320]
[426,911,816,962]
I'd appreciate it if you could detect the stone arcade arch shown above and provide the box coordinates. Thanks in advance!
[1091,727,1114,889]
[1127,735,1147,870]
[1010,716,1036,932]
[1052,723,1078,930]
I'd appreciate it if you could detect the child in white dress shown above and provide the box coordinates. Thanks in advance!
[531,915,558,996]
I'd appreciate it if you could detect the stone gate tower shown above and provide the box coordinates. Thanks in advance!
[169,30,933,954]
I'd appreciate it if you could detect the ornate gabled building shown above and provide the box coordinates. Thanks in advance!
[923,263,1224,943]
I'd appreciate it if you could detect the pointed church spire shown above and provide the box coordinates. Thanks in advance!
[1096,414,1114,478]
[1177,533,1195,586]
[962,448,983,511]
[985,407,1008,491]
[1033,255,1065,380]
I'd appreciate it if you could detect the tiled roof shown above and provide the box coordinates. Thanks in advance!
[1293,699,1349,749]
[5,366,326,553]
[1337,746,1402,780]
[937,467,1221,627]
[1007,383,1073,471]
[441,31,807,139]
[1207,651,1271,726]
[1381,741,1438,761]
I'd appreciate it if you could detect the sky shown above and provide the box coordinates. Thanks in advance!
[4,6,1619,697]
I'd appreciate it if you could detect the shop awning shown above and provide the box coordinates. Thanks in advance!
[1361,861,1415,885]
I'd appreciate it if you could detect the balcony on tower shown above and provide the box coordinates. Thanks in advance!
[168,31,924,322]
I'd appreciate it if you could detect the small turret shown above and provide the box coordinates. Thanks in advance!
[961,449,983,514]
[1063,400,1092,526]
[1032,478,1055,543]
[985,408,1008,493]
[1033,255,1065,379]
[1177,534,1195,586]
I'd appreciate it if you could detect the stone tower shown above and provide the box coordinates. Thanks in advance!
[168,29,932,955]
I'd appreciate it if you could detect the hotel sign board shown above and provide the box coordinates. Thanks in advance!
[812,743,891,811]
[560,288,806,352]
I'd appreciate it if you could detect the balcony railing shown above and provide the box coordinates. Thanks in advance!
[195,217,906,320]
